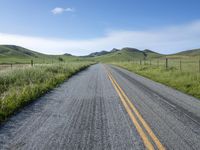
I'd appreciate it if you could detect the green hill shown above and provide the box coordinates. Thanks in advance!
[87,50,110,57]
[174,48,200,56]
[0,45,78,64]
[93,47,163,62]
[1,44,200,64]
[0,45,43,57]
[165,48,200,60]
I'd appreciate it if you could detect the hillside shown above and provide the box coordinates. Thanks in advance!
[0,45,77,64]
[93,47,163,62]
[88,50,110,57]
[174,48,200,56]
[0,45,43,58]
[1,45,200,64]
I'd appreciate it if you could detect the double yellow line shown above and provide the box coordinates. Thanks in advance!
[105,67,165,150]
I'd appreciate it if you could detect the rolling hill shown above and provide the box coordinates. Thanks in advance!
[0,45,77,64]
[1,44,200,64]
[174,48,200,56]
[92,47,163,62]
[87,50,110,57]
[0,45,43,58]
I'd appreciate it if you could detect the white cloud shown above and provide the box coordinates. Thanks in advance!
[1,21,200,56]
[65,8,75,12]
[51,7,75,15]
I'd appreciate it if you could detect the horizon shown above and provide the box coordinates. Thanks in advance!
[1,44,199,57]
[1,0,200,55]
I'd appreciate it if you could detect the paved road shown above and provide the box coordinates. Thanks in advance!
[1,64,200,150]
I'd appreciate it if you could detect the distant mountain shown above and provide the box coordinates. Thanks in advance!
[174,48,200,56]
[88,47,163,62]
[2,44,200,64]
[64,53,72,56]
[88,50,110,57]
[143,49,159,54]
[110,48,120,52]
[121,47,141,53]
[0,45,43,57]
[0,45,76,64]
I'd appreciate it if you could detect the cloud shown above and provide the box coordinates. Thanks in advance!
[1,21,200,56]
[51,7,75,15]
[65,8,75,12]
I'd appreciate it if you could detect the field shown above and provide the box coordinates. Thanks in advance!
[112,57,200,100]
[0,62,94,122]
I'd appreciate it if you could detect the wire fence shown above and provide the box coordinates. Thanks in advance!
[0,64,32,71]
[0,60,34,71]
[131,58,200,73]
[1,58,200,73]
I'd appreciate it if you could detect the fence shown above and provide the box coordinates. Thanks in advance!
[0,60,34,71]
[132,58,200,73]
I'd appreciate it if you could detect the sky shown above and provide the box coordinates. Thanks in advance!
[0,0,200,55]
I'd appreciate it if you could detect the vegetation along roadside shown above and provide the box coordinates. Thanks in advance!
[112,61,200,100]
[0,62,94,123]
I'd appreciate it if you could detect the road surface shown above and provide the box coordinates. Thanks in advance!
[0,64,200,150]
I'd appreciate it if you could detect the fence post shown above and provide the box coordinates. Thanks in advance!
[31,60,33,67]
[180,59,182,71]
[11,63,12,69]
[166,58,168,69]
[150,60,151,66]
[140,59,142,65]
[199,59,200,73]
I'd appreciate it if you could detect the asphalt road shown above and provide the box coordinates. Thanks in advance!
[1,64,200,150]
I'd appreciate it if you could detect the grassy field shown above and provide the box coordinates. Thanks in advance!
[112,61,200,100]
[0,62,94,122]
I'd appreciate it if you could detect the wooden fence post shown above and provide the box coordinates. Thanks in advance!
[180,59,182,71]
[166,58,168,69]
[31,60,33,67]
[140,59,142,65]
[11,63,12,69]
[199,59,200,73]
[150,60,151,66]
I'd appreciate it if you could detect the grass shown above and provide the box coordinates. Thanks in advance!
[111,61,200,100]
[0,62,94,122]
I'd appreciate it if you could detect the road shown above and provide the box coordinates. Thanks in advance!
[1,64,200,150]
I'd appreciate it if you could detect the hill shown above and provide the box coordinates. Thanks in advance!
[0,45,77,64]
[93,47,163,62]
[88,50,110,57]
[1,44,200,64]
[174,48,200,56]
[0,45,43,58]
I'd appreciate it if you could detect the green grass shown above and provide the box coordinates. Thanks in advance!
[0,62,94,122]
[111,61,200,100]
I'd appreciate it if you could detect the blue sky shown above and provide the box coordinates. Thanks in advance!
[0,0,200,55]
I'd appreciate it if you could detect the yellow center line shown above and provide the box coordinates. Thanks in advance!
[105,66,165,150]
[107,73,154,150]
